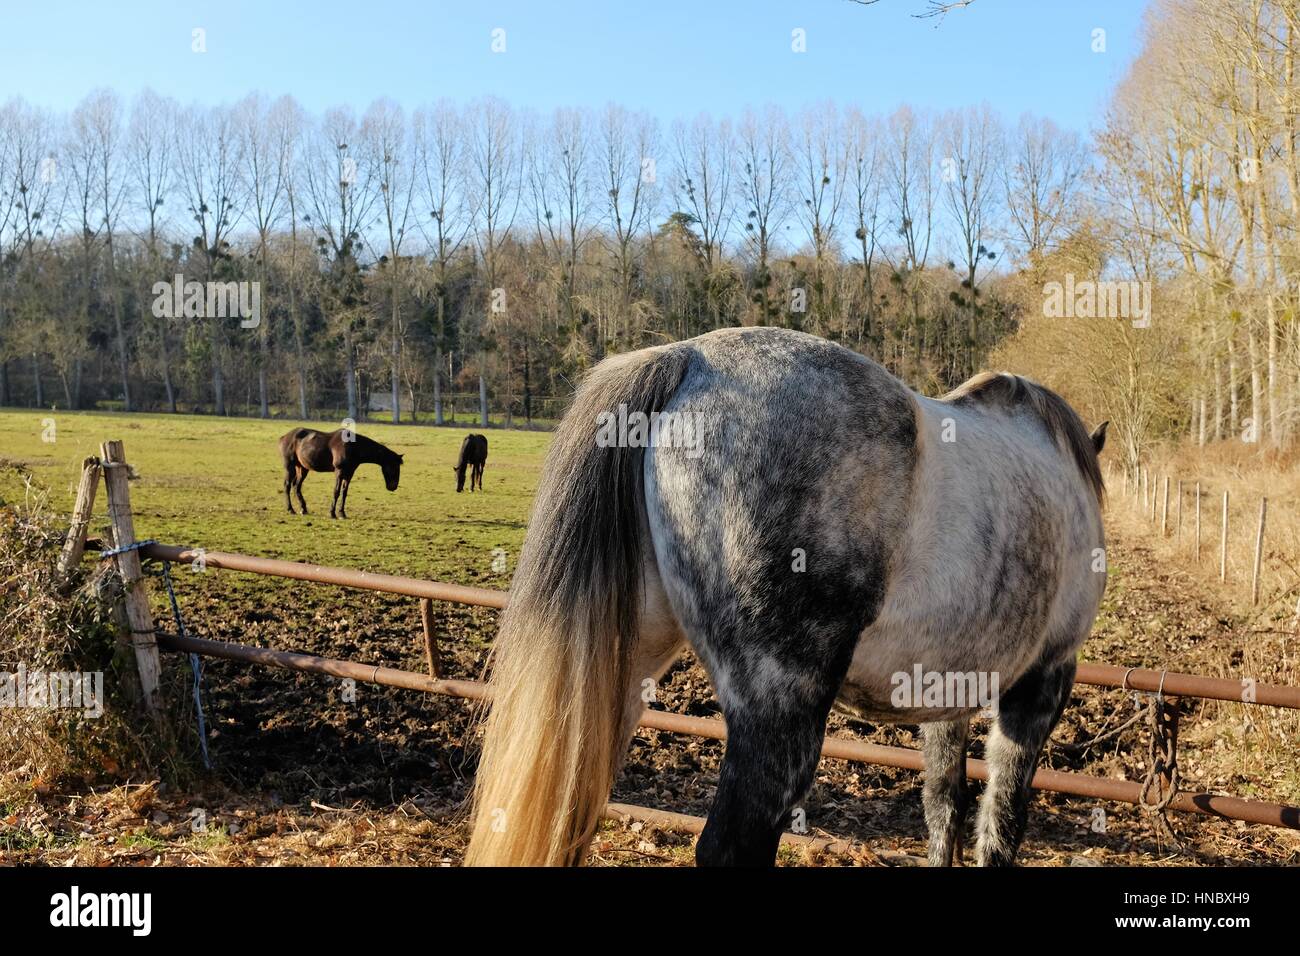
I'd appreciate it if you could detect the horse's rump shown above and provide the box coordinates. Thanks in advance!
[279,427,334,472]
[456,433,488,467]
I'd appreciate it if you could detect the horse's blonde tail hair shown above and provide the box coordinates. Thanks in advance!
[466,344,691,867]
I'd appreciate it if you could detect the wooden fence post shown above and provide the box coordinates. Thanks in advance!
[1194,482,1201,563]
[57,456,101,581]
[1161,476,1169,536]
[1251,497,1267,606]
[1175,479,1182,541]
[419,597,442,679]
[1220,489,1230,583]
[101,440,162,715]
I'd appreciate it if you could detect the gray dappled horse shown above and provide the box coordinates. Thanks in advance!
[467,327,1107,867]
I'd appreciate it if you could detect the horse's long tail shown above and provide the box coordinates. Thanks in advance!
[466,343,691,866]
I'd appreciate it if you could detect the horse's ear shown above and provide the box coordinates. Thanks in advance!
[398,454,404,462]
[1090,421,1109,455]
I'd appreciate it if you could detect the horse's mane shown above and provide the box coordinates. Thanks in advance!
[349,431,401,463]
[942,372,1104,503]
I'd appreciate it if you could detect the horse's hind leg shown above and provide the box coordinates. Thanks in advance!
[648,462,869,866]
[697,685,839,867]
[922,718,970,866]
[974,658,1075,866]
[283,461,296,514]
[294,467,309,514]
[689,622,855,866]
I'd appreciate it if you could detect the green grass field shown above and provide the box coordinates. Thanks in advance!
[0,408,551,588]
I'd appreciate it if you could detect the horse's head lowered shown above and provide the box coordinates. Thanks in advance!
[382,454,403,492]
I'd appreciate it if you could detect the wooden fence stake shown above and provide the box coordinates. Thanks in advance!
[1220,489,1230,582]
[1194,482,1201,563]
[101,440,162,715]
[1161,476,1169,536]
[420,597,442,679]
[1175,479,1182,540]
[1251,497,1267,606]
[57,456,101,581]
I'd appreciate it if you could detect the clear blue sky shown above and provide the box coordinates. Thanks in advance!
[1,0,1145,131]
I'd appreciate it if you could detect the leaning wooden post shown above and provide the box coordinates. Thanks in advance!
[1160,476,1169,537]
[1194,482,1201,562]
[1220,489,1230,582]
[1251,497,1267,606]
[420,597,442,679]
[57,456,102,581]
[101,440,162,715]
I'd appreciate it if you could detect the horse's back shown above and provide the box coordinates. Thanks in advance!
[281,427,335,471]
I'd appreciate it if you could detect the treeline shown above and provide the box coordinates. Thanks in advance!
[0,89,1093,424]
[995,0,1300,472]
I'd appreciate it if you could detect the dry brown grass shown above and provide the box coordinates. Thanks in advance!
[0,461,196,810]
[1109,441,1300,610]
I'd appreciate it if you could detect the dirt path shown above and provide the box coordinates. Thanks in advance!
[5,518,1298,867]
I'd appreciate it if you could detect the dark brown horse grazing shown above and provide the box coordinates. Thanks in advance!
[280,427,403,518]
[454,434,488,492]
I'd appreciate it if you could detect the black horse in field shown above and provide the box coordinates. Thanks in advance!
[454,434,488,492]
[280,427,403,518]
